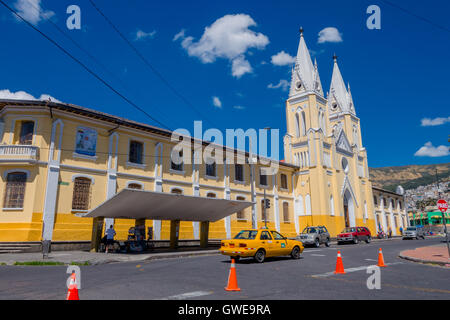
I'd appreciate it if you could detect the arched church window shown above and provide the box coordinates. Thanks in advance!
[295,113,301,138]
[301,112,306,136]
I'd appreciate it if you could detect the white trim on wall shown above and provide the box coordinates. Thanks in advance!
[71,174,95,184]
[170,187,184,194]
[126,181,144,189]
[3,169,31,181]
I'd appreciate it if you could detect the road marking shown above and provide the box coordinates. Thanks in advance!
[310,254,326,257]
[159,291,213,300]
[304,249,323,253]
[313,276,450,294]
[311,262,403,278]
[365,259,377,262]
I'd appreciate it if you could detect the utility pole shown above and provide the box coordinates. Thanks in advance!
[435,167,450,258]
[262,127,271,230]
[264,188,267,229]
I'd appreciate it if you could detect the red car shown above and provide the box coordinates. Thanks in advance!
[337,227,371,245]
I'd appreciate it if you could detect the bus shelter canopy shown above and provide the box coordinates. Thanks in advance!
[78,189,253,222]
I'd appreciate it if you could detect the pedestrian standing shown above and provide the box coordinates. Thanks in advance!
[106,225,116,253]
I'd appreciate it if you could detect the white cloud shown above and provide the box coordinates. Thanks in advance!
[212,96,222,108]
[0,89,60,103]
[231,55,252,78]
[414,142,450,157]
[233,105,245,110]
[271,51,295,66]
[13,0,55,25]
[175,14,269,78]
[420,116,450,127]
[267,80,290,91]
[318,27,343,44]
[134,29,156,41]
[173,29,186,41]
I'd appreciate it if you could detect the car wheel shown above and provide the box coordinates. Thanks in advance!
[337,241,342,245]
[365,236,371,244]
[254,249,266,263]
[325,238,331,247]
[353,237,359,244]
[314,238,320,248]
[291,246,301,259]
[416,236,419,240]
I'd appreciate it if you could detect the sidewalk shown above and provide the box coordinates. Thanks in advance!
[0,247,220,266]
[399,244,450,267]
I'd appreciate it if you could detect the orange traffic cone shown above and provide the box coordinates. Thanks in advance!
[66,273,80,300]
[377,248,386,267]
[225,259,241,291]
[334,250,346,274]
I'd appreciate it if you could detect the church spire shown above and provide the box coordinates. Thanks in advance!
[328,55,355,115]
[289,28,323,97]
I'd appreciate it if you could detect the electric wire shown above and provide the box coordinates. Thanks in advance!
[0,0,172,131]
[88,0,218,128]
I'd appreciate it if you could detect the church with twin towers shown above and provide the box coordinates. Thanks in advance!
[283,28,388,234]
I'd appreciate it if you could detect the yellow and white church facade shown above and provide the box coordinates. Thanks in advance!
[0,31,408,243]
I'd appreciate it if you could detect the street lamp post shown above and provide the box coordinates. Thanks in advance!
[262,127,271,230]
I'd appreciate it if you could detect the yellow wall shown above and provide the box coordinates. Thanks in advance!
[0,102,398,244]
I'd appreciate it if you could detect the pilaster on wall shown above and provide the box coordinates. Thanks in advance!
[273,176,280,232]
[192,149,200,239]
[153,142,163,240]
[104,132,119,231]
[224,163,231,239]
[42,119,64,242]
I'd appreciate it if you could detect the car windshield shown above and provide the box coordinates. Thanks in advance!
[302,227,317,234]
[342,227,356,233]
[234,230,258,240]
[406,227,416,231]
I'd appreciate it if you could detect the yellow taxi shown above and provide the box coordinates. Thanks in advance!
[220,228,304,263]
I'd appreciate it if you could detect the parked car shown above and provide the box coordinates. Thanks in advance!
[220,228,304,263]
[337,227,371,244]
[296,226,331,247]
[402,226,425,240]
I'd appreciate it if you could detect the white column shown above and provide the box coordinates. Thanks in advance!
[224,163,231,239]
[42,119,64,242]
[380,197,387,233]
[273,174,280,232]
[153,142,163,240]
[192,149,200,239]
[104,133,118,231]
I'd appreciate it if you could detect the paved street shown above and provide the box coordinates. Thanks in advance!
[0,237,449,300]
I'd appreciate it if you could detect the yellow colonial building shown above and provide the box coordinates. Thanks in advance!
[0,31,407,245]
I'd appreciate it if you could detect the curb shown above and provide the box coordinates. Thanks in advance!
[398,253,450,267]
[78,250,221,265]
[0,250,221,266]
[143,250,220,262]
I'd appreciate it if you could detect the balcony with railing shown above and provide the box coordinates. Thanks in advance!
[0,145,40,164]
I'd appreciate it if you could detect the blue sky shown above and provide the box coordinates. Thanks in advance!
[0,0,449,167]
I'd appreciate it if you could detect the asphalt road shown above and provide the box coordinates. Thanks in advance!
[0,237,449,300]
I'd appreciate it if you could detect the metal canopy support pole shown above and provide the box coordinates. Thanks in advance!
[90,217,104,252]
[170,220,180,249]
[200,221,210,248]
